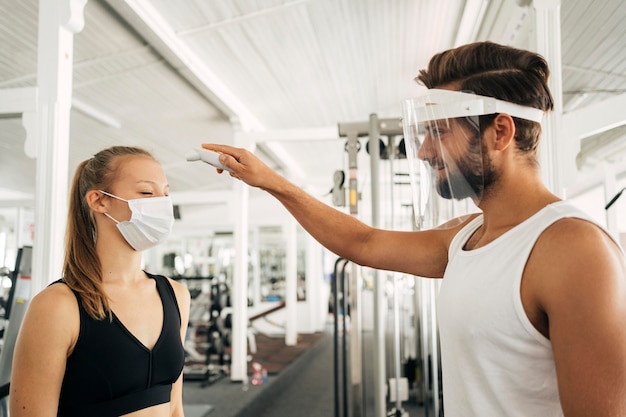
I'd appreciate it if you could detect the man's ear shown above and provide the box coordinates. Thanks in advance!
[492,113,516,151]
[86,190,108,213]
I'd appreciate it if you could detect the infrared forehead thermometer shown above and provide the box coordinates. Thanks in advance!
[185,149,231,172]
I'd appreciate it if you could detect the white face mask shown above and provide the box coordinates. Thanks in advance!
[100,190,175,251]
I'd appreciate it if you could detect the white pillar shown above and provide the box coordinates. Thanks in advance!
[30,0,87,295]
[532,0,564,196]
[250,226,261,307]
[305,233,324,332]
[229,133,253,381]
[284,218,298,345]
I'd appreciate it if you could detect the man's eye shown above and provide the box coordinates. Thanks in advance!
[427,127,443,136]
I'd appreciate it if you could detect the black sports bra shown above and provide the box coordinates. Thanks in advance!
[55,272,185,417]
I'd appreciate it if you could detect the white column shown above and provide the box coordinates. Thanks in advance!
[30,0,87,294]
[229,133,253,381]
[532,0,563,196]
[369,114,385,417]
[250,226,261,307]
[284,218,298,345]
[305,233,324,332]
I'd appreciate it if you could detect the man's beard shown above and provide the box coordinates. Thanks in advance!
[436,142,496,202]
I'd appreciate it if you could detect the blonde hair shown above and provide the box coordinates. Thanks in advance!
[63,146,155,320]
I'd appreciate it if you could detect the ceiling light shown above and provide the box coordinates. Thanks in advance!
[72,98,121,128]
[454,0,489,46]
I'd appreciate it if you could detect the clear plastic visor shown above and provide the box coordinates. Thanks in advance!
[401,89,543,229]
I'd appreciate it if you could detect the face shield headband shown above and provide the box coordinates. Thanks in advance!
[401,89,544,229]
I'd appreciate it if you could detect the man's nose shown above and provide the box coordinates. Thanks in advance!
[417,133,435,161]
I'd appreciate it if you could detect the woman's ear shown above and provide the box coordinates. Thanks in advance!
[86,190,108,213]
[492,113,516,151]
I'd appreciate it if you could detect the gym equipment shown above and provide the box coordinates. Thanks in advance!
[388,273,409,417]
[332,257,350,417]
[0,246,33,416]
[183,276,232,387]
[331,170,346,207]
[605,187,626,210]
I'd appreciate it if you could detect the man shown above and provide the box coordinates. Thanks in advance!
[204,42,626,416]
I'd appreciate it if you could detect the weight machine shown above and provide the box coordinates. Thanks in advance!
[0,246,33,416]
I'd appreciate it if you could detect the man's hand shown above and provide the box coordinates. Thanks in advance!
[201,143,283,191]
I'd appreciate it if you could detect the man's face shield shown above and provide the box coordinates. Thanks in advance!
[401,89,543,229]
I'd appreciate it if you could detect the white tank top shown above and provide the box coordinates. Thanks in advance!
[438,200,616,417]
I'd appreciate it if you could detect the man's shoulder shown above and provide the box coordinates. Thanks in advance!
[435,212,482,231]
[542,215,616,250]
[534,215,624,280]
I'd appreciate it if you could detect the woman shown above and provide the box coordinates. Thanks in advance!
[10,146,190,416]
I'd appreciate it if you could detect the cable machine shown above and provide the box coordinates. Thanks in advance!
[0,246,33,416]
[336,116,434,417]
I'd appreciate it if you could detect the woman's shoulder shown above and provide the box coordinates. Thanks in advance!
[29,281,79,318]
[22,281,81,347]
[163,277,191,319]
[148,273,190,308]
[165,277,190,304]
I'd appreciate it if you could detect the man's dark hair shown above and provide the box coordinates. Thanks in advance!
[416,42,554,162]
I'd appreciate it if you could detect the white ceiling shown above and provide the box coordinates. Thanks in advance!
[1,0,625,218]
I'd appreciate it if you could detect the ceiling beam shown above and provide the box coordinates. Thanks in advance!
[0,87,38,115]
[454,0,489,46]
[239,126,340,143]
[0,198,34,208]
[177,0,310,36]
[239,126,341,187]
[563,92,626,140]
[103,0,264,131]
[565,93,626,194]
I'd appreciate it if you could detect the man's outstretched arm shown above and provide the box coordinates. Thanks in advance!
[202,143,457,278]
